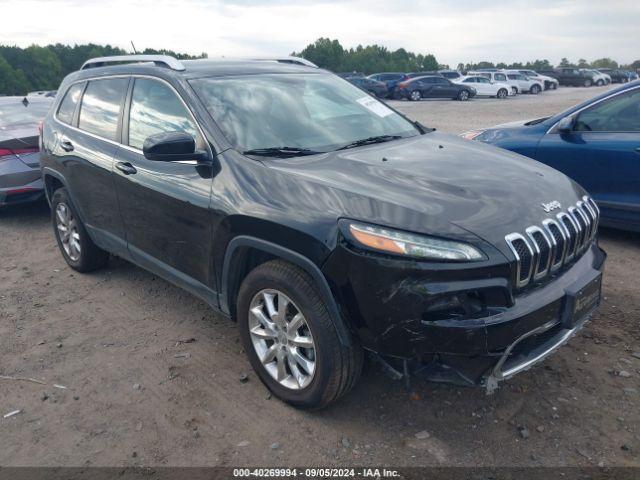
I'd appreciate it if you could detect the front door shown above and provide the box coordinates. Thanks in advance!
[112,77,216,295]
[537,86,640,228]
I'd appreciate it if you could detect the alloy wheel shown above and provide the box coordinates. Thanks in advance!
[55,202,81,261]
[410,90,421,101]
[459,91,469,101]
[248,289,316,390]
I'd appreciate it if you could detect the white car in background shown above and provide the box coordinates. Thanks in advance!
[581,69,610,86]
[454,75,510,98]
[468,71,518,95]
[517,70,559,90]
[504,70,543,94]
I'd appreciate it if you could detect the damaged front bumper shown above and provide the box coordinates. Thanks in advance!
[323,240,606,391]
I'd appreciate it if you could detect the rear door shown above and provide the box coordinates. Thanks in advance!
[112,76,215,291]
[51,77,129,253]
[433,77,458,97]
[537,86,640,227]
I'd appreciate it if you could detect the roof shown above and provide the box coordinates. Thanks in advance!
[61,56,326,87]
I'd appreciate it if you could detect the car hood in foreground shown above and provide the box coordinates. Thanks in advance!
[266,133,586,257]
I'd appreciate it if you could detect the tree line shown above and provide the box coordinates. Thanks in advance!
[2,39,639,95]
[0,44,207,95]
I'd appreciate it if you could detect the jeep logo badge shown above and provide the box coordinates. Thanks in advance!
[541,200,561,213]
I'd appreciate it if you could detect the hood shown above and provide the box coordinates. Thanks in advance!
[266,132,586,258]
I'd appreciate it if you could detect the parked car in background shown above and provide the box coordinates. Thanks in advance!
[41,54,605,408]
[471,71,519,95]
[518,70,559,90]
[438,70,463,80]
[628,71,639,81]
[396,75,476,101]
[461,80,640,231]
[0,96,53,207]
[405,71,440,78]
[367,72,409,98]
[346,76,388,97]
[336,72,365,79]
[597,69,629,84]
[454,76,509,98]
[504,71,543,94]
[552,68,598,87]
[581,69,610,86]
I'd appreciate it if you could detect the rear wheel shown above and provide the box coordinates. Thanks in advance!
[457,90,470,101]
[51,188,109,272]
[497,88,508,99]
[511,87,518,95]
[409,90,421,101]
[551,82,558,90]
[584,78,593,87]
[237,260,363,409]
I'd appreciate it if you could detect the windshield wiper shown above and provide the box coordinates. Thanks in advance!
[336,135,404,151]
[242,147,324,158]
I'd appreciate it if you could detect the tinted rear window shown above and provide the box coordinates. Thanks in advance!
[78,78,128,141]
[56,83,84,125]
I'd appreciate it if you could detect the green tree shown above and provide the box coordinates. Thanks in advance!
[591,57,618,69]
[577,58,589,68]
[559,57,572,67]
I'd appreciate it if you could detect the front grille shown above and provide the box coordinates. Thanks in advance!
[505,196,599,289]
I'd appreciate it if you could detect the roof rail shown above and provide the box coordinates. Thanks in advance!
[80,55,186,71]
[251,56,319,68]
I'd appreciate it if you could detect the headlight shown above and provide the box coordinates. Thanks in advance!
[459,129,484,140]
[345,222,486,261]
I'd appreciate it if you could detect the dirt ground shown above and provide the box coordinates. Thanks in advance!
[1,85,639,468]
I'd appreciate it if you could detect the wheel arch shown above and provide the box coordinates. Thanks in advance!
[220,235,352,346]
[42,168,67,206]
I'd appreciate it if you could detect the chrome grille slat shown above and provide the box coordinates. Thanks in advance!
[506,197,598,289]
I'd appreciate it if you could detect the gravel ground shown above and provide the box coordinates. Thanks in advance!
[1,85,638,468]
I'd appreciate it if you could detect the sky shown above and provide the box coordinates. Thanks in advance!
[1,0,638,67]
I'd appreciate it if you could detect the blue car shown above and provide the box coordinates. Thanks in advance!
[462,81,640,231]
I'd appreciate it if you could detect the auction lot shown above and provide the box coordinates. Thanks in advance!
[1,85,639,467]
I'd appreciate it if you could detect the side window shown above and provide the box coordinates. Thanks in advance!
[464,78,475,83]
[478,77,490,83]
[495,74,506,81]
[128,78,203,150]
[575,89,640,132]
[56,83,84,125]
[78,78,128,141]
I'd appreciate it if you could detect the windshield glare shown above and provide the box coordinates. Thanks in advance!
[190,73,419,154]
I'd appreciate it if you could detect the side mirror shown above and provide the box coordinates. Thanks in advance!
[555,115,574,133]
[143,132,208,162]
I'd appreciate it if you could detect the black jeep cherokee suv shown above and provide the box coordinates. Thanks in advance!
[40,55,605,409]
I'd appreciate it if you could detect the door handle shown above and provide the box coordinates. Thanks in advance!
[60,140,74,152]
[115,161,137,175]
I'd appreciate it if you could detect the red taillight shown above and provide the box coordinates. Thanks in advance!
[398,81,408,89]
[0,147,38,157]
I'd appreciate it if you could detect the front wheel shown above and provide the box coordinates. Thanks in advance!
[496,88,508,99]
[596,80,604,86]
[51,188,109,272]
[511,87,518,95]
[237,260,363,409]
[551,82,558,90]
[530,84,541,94]
[457,90,470,101]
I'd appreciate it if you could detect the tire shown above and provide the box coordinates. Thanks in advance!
[530,84,541,94]
[51,187,109,272]
[511,87,518,95]
[496,88,508,99]
[551,82,558,90]
[596,80,604,86]
[237,260,363,409]
[457,90,469,101]
[409,90,421,101]
[584,79,593,87]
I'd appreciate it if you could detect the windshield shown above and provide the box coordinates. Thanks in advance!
[190,73,419,154]
[0,101,52,128]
